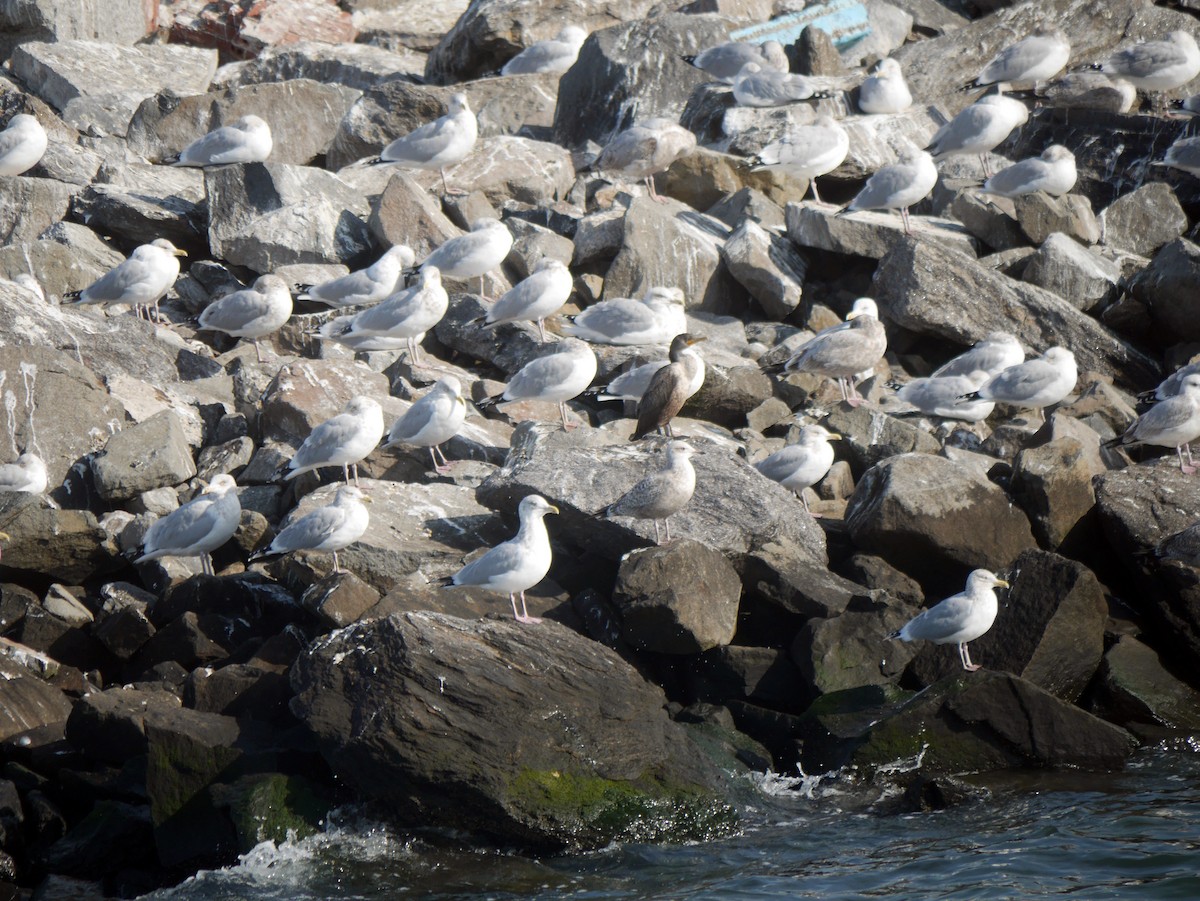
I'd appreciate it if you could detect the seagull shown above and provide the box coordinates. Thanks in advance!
[782,298,887,406]
[478,338,598,429]
[0,114,48,177]
[64,238,186,321]
[981,145,1076,198]
[298,245,416,308]
[926,90,1029,178]
[973,27,1070,89]
[958,346,1077,422]
[1107,373,1200,474]
[1155,135,1200,177]
[631,334,707,440]
[844,148,938,235]
[448,494,559,624]
[167,115,273,166]
[591,118,696,202]
[502,25,587,75]
[1140,360,1200,404]
[749,115,849,203]
[1099,30,1200,108]
[682,39,789,83]
[382,376,467,474]
[754,424,840,515]
[135,474,242,576]
[0,453,48,493]
[931,331,1025,379]
[376,92,478,195]
[285,396,385,487]
[732,63,821,107]
[477,258,572,342]
[888,569,1009,671]
[858,58,912,114]
[318,267,448,364]
[597,334,707,403]
[198,274,293,363]
[562,286,686,345]
[605,441,697,544]
[251,485,371,574]
[417,218,513,299]
[895,371,995,421]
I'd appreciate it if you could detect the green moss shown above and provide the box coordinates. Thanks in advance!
[225,774,330,851]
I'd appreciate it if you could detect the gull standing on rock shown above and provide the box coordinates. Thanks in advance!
[605,441,696,544]
[1099,31,1200,107]
[843,148,938,235]
[591,118,696,202]
[783,298,887,406]
[972,26,1071,89]
[754,424,840,515]
[198,274,293,363]
[631,333,707,440]
[858,58,912,114]
[168,115,273,166]
[749,115,849,203]
[1106,373,1200,474]
[417,218,513,300]
[285,396,385,487]
[958,346,1077,422]
[376,92,478,195]
[478,338,598,429]
[448,494,559,624]
[383,376,467,474]
[65,238,186,321]
[252,485,371,574]
[895,371,995,422]
[502,25,587,75]
[319,267,448,364]
[932,331,1025,379]
[0,114,47,176]
[889,569,1010,671]
[732,63,821,107]
[135,474,242,576]
[926,90,1029,177]
[478,258,572,342]
[981,145,1076,198]
[562,286,686,346]
[298,245,415,308]
[0,454,48,494]
[597,330,707,403]
[682,39,788,83]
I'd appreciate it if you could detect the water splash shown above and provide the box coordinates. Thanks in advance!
[19,362,39,456]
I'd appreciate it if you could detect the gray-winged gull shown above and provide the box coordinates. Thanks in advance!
[168,115,273,166]
[299,245,415,308]
[1107,373,1200,473]
[783,297,887,405]
[1156,135,1200,177]
[859,58,912,114]
[683,40,788,83]
[981,145,1076,198]
[562,286,687,346]
[932,331,1025,379]
[417,218,512,299]
[382,376,467,474]
[1141,360,1200,403]
[896,371,994,422]
[754,424,840,515]
[605,440,696,544]
[973,27,1070,88]
[889,568,1009,671]
[959,346,1077,422]
[844,148,938,234]
[732,63,821,107]
[0,453,47,494]
[478,338,598,429]
[749,115,849,203]
[448,493,559,624]
[0,114,47,177]
[592,118,697,203]
[377,92,478,194]
[198,274,293,363]
[318,267,447,364]
[1099,31,1200,101]
[478,258,572,342]
[135,474,242,576]
[252,484,371,574]
[65,238,186,321]
[632,334,707,440]
[502,25,587,75]
[926,91,1029,177]
[285,396,385,487]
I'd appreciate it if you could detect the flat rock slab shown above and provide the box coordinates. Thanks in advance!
[787,202,979,261]
[92,410,197,502]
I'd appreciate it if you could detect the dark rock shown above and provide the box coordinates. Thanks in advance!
[839,553,925,608]
[212,772,328,854]
[793,684,913,773]
[39,801,152,879]
[300,572,380,629]
[184,664,292,721]
[130,612,229,673]
[71,163,206,246]
[0,659,72,743]
[92,604,155,661]
[1092,635,1200,731]
[794,25,845,76]
[741,541,864,619]
[1128,238,1200,345]
[65,688,183,763]
[0,494,116,583]
[822,402,942,474]
[684,645,804,712]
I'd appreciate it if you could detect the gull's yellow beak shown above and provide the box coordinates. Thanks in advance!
[0,532,10,541]
[171,246,188,257]
[845,311,861,321]
[995,578,1010,588]
[548,504,560,515]
[362,495,373,504]
[827,432,843,440]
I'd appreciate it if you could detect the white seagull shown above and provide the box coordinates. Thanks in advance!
[562,286,687,346]
[168,115,273,166]
[932,331,1025,379]
[65,238,186,321]
[858,58,912,114]
[844,148,938,235]
[1099,31,1200,102]
[683,40,789,83]
[605,441,697,544]
[732,63,821,107]
[135,474,242,576]
[592,118,697,202]
[0,453,48,494]
[1108,373,1200,474]
[418,218,513,299]
[749,115,849,203]
[974,27,1070,88]
[285,396,386,487]
[895,371,995,422]
[382,376,467,474]
[198,274,293,363]
[377,92,478,195]
[926,91,1030,177]
[252,484,371,574]
[754,424,840,515]
[981,145,1076,198]
[502,25,588,75]
[1156,135,1200,177]
[889,569,1010,671]
[478,338,598,429]
[319,267,448,364]
[0,114,48,177]
[479,258,572,342]
[298,245,416,308]
[958,346,1077,422]
[783,297,887,406]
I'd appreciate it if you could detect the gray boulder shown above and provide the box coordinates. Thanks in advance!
[1127,239,1200,344]
[1021,232,1120,313]
[0,222,124,298]
[1100,182,1188,257]
[0,493,115,582]
[217,41,424,91]
[0,176,73,245]
[72,163,206,246]
[91,411,197,503]
[721,219,806,320]
[822,402,942,474]
[787,202,979,261]
[0,0,151,60]
[0,658,72,742]
[1012,193,1100,247]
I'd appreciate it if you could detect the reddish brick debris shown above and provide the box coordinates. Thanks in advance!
[169,0,356,60]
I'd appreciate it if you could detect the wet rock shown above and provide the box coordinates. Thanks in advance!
[91,410,197,502]
[1021,232,1120,313]
[1092,635,1200,731]
[64,687,183,763]
[792,683,913,773]
[721,219,806,320]
[40,800,153,879]
[72,162,206,246]
[1099,182,1187,257]
[0,659,72,742]
[1127,238,1200,345]
[1012,193,1100,247]
[685,645,804,712]
[0,176,73,245]
[787,202,979,261]
[290,611,736,850]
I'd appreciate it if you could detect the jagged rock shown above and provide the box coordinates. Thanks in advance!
[300,572,381,629]
[39,800,154,879]
[822,402,942,474]
[367,172,462,262]
[660,146,796,211]
[91,411,196,502]
[571,208,626,266]
[1021,232,1120,313]
[72,162,206,246]
[0,0,152,60]
[721,220,806,320]
[169,0,356,60]
[707,187,786,230]
[260,359,390,443]
[217,41,424,90]
[0,493,115,582]
[0,175,73,245]
[92,603,156,660]
[290,611,737,850]
[949,192,1025,253]
[0,658,72,742]
[406,135,575,206]
[1012,193,1100,246]
[1092,635,1200,731]
[845,453,1037,586]
[684,645,805,712]
[612,540,741,654]
[1128,238,1200,344]
[1100,182,1188,257]
[787,202,979,261]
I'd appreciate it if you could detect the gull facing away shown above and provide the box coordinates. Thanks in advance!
[973,27,1071,88]
[417,218,513,299]
[376,92,478,195]
[592,118,696,202]
[319,267,448,364]
[1156,135,1200,177]
[958,346,1077,422]
[135,474,242,576]
[502,25,587,75]
[562,286,687,346]
[448,494,559,624]
[932,331,1025,379]
[251,485,371,574]
[198,274,292,363]
[478,258,572,342]
[478,338,598,429]
[783,298,887,406]
[631,333,707,440]
[167,115,273,166]
[65,238,186,321]
[605,441,696,544]
[1099,31,1200,102]
[382,376,467,474]
[1106,373,1200,474]
[749,115,849,203]
[754,424,840,515]
[0,454,48,493]
[981,145,1076,198]
[682,39,788,83]
[298,245,415,308]
[598,332,707,403]
[285,396,386,487]
[926,91,1029,177]
[895,371,995,422]
[889,569,1009,671]
[844,148,938,235]
[858,58,912,115]
[0,114,47,176]
[732,63,821,107]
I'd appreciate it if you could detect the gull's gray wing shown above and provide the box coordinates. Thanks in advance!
[929,104,1001,155]
[851,163,919,209]
[508,353,585,398]
[761,124,843,166]
[272,504,347,554]
[488,272,546,322]
[571,299,658,339]
[503,42,570,75]
[308,269,385,305]
[1166,138,1200,170]
[179,125,253,165]
[1108,41,1189,78]
[903,592,974,641]
[142,498,219,556]
[291,415,357,471]
[381,115,464,165]
[754,446,810,483]
[387,394,442,443]
[424,232,485,272]
[982,158,1045,196]
[80,256,155,304]
[933,342,1015,378]
[980,35,1053,83]
[597,130,659,174]
[983,360,1056,400]
[1129,396,1200,443]
[454,538,522,588]
[199,288,268,333]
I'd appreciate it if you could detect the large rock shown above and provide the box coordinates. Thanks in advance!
[290,611,737,849]
[0,175,73,245]
[0,493,115,582]
[787,202,978,261]
[259,359,390,442]
[721,219,806,320]
[91,411,197,502]
[0,221,123,298]
[1092,635,1200,731]
[72,163,206,246]
[1128,238,1200,345]
[367,172,462,261]
[0,658,72,741]
[217,41,424,91]
[0,0,152,60]
[1021,232,1120,313]
[1099,182,1188,257]
[404,135,575,206]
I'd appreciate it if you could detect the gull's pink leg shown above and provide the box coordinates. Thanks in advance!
[516,590,542,624]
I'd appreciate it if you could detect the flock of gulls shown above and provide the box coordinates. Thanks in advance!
[2,17,1200,671]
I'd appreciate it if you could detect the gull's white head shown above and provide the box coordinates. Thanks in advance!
[1042,145,1075,163]
[1042,346,1075,365]
[846,297,879,320]
[873,58,903,78]
[645,286,686,308]
[558,25,587,45]
[336,485,371,504]
[204,474,239,496]
[419,266,442,287]
[236,115,269,131]
[800,424,841,443]
[344,396,382,417]
[519,494,559,517]
[148,238,187,258]
[449,93,472,115]
[968,568,1009,590]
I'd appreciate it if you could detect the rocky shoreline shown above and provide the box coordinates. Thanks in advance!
[3,0,1200,896]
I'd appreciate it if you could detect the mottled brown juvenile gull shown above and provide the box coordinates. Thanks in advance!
[0,453,47,494]
[958,346,1077,422]
[844,149,938,235]
[981,145,1076,198]
[926,91,1029,177]
[417,218,512,299]
[1107,373,1200,474]
[502,26,587,75]
[382,376,467,474]
[973,27,1070,88]
[285,396,385,487]
[479,339,598,429]
[932,331,1024,379]
[0,114,47,177]
[562,287,686,346]
[168,115,273,166]
[783,298,887,406]
[683,39,788,83]
[448,494,559,624]
[377,92,477,195]
[135,474,241,576]
[598,337,706,403]
[478,258,572,342]
[65,238,186,321]
[858,58,912,115]
[198,274,292,363]
[889,569,1009,671]
[251,485,371,574]
[754,424,840,515]
[592,118,696,202]
[749,115,849,203]
[299,245,415,308]
[319,267,447,364]
[631,334,707,440]
[605,441,696,544]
